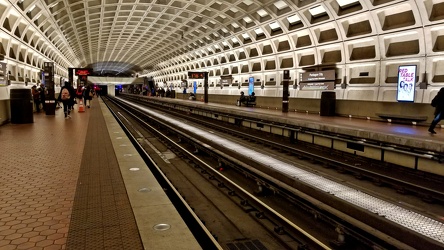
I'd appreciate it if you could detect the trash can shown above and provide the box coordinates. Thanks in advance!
[320,91,336,116]
[10,88,34,123]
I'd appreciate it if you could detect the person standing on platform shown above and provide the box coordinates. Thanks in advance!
[31,85,41,112]
[83,85,93,108]
[429,87,444,134]
[38,83,46,112]
[58,82,75,119]
[237,91,246,106]
[76,86,83,99]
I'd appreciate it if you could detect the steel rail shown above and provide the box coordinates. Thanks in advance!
[108,96,333,250]
[103,97,223,250]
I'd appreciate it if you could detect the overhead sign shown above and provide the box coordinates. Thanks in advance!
[397,65,416,102]
[220,75,232,85]
[75,68,93,76]
[299,70,335,91]
[300,82,335,90]
[188,71,207,79]
[300,70,335,82]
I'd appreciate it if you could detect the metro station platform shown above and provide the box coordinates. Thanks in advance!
[0,98,201,250]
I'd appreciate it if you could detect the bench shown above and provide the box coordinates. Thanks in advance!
[242,96,256,107]
[377,113,428,124]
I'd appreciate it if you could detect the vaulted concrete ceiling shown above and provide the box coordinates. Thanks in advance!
[12,0,314,76]
[6,0,442,78]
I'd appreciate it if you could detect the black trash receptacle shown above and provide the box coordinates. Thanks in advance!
[10,88,34,124]
[320,91,336,116]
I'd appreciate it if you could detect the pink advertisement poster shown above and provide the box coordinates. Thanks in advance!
[397,65,416,102]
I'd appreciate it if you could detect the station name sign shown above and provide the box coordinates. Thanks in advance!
[188,71,207,79]
[300,70,335,82]
[220,75,232,85]
[299,70,335,90]
[75,68,93,76]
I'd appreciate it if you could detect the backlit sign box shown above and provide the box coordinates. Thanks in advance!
[248,76,254,95]
[220,75,232,85]
[0,62,6,85]
[188,72,206,79]
[300,82,335,90]
[299,70,335,91]
[75,68,93,76]
[300,70,335,82]
[397,65,416,102]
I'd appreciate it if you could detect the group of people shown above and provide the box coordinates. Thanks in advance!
[397,81,414,101]
[57,83,95,119]
[31,84,47,112]
[237,91,256,106]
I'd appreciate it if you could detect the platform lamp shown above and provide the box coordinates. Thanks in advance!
[341,76,347,89]
[258,79,264,89]
[420,73,428,89]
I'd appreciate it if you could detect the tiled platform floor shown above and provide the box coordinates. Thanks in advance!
[0,98,142,250]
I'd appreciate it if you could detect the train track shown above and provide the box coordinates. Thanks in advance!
[123,94,444,205]
[104,95,444,250]
[104,97,331,249]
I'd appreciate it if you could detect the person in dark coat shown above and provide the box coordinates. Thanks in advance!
[82,85,93,108]
[58,82,75,119]
[237,91,246,106]
[38,83,46,111]
[31,85,41,112]
[429,87,444,134]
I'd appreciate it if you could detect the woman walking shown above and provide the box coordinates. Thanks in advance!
[429,87,444,134]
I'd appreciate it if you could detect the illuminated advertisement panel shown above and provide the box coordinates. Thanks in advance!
[74,68,93,76]
[188,71,206,79]
[0,62,6,85]
[248,77,254,95]
[397,65,416,102]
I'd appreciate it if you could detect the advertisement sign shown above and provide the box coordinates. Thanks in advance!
[248,77,254,95]
[397,65,416,102]
[0,62,6,85]
[43,62,55,115]
[193,81,197,94]
[282,70,290,113]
